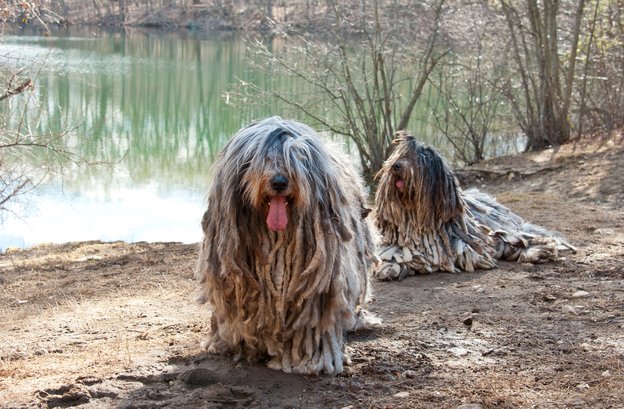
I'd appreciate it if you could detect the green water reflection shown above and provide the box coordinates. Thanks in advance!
[2,28,283,193]
[0,28,523,249]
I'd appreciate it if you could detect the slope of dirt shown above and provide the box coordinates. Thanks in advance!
[1,137,623,409]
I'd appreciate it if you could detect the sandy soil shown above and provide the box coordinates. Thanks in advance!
[1,137,623,409]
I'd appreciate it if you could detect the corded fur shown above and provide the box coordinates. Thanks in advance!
[195,117,379,375]
[373,131,576,280]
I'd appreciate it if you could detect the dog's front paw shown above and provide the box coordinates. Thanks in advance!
[267,357,286,372]
[373,261,401,280]
[201,336,230,355]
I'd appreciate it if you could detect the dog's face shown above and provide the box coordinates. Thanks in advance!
[377,131,433,204]
[376,131,464,226]
[385,153,413,198]
[242,129,306,232]
[213,122,341,233]
[255,160,295,232]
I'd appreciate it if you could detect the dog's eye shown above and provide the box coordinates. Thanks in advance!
[392,163,402,171]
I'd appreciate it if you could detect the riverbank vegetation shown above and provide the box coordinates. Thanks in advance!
[238,0,624,181]
[2,0,623,184]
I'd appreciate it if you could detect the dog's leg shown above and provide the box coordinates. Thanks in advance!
[321,330,339,375]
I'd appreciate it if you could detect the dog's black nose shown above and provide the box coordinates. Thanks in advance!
[270,174,289,192]
[392,163,402,171]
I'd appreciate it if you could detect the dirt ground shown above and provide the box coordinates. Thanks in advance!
[1,136,623,409]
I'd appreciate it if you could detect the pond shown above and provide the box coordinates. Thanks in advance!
[0,28,524,251]
[0,27,266,250]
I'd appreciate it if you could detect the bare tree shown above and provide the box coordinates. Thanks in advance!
[0,2,92,220]
[500,0,586,150]
[0,65,89,219]
[426,3,509,165]
[239,0,449,185]
[430,58,507,164]
[576,0,624,136]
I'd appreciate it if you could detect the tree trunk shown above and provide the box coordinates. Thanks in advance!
[503,0,585,151]
[266,0,273,19]
[119,0,127,24]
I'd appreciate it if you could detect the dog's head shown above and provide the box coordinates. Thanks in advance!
[211,117,347,233]
[375,131,464,228]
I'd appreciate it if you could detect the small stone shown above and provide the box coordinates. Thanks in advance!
[76,376,102,386]
[403,370,417,378]
[179,368,220,387]
[393,391,410,398]
[594,228,615,236]
[576,383,590,390]
[456,404,484,409]
[572,291,589,298]
[88,386,119,399]
[448,347,468,357]
[543,294,557,302]
[601,370,611,377]
[561,305,577,315]
[341,406,354,409]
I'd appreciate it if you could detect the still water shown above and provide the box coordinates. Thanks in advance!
[0,28,263,250]
[0,28,523,250]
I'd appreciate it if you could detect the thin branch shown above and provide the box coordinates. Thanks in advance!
[0,79,34,102]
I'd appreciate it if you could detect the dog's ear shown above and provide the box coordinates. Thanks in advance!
[419,146,463,224]
[201,209,210,233]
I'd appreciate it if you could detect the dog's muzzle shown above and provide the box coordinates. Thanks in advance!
[391,163,404,190]
[270,174,289,193]
[267,174,290,232]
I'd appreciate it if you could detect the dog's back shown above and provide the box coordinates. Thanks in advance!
[464,188,576,262]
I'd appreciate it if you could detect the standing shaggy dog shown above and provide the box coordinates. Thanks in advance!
[196,117,378,375]
[374,131,575,280]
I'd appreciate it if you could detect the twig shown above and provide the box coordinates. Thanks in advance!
[0,79,34,102]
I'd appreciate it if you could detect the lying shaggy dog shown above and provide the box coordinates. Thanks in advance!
[374,131,575,280]
[196,117,379,374]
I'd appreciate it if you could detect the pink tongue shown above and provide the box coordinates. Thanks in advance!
[396,179,404,189]
[267,196,288,231]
